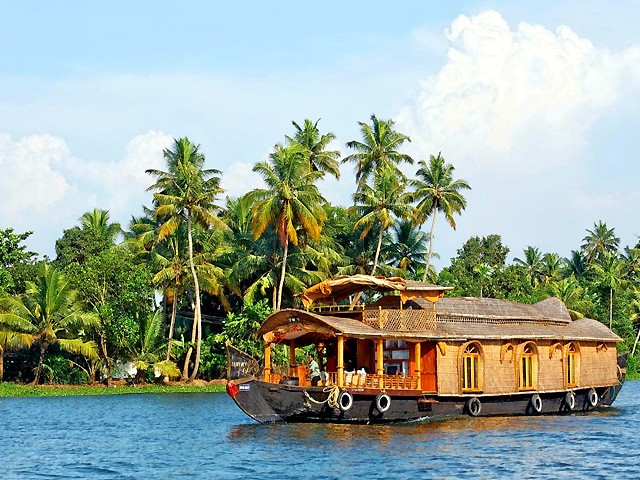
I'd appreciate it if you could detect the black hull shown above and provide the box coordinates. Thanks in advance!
[227,379,625,424]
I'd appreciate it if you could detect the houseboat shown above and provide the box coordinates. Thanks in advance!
[226,275,625,423]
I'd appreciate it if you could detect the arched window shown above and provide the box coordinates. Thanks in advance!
[519,343,537,390]
[462,343,481,391]
[566,343,578,387]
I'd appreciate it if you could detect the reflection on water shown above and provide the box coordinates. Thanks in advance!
[1,383,638,479]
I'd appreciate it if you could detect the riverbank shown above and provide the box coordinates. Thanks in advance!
[0,381,226,397]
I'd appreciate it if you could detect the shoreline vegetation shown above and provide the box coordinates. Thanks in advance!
[2,119,640,387]
[0,381,226,398]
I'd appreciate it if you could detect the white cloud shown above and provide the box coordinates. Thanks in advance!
[221,161,264,199]
[0,133,71,226]
[397,10,640,176]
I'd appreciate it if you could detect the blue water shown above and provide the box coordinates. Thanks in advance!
[1,382,639,479]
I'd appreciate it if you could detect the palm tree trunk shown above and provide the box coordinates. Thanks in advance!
[423,208,438,282]
[277,239,289,311]
[0,346,3,383]
[166,285,179,362]
[632,324,640,357]
[99,334,111,386]
[609,287,613,329]
[370,226,384,276]
[33,343,47,385]
[187,213,203,381]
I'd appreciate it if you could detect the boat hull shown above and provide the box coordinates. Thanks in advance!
[227,378,624,424]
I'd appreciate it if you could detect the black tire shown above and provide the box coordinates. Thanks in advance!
[530,393,543,414]
[564,391,575,411]
[588,388,599,408]
[374,393,391,413]
[466,397,482,417]
[338,391,354,412]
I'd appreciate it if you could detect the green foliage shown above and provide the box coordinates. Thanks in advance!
[0,228,36,268]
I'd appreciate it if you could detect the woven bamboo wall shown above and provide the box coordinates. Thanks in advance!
[436,339,618,395]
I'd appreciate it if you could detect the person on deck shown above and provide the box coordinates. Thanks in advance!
[307,353,321,386]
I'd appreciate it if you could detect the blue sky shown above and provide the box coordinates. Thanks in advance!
[1,1,639,266]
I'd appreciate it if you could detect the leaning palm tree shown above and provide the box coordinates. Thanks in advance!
[351,169,413,277]
[146,137,226,380]
[80,208,122,245]
[0,264,98,384]
[630,287,640,356]
[343,114,413,189]
[408,153,471,280]
[250,144,327,310]
[287,119,341,180]
[581,221,620,265]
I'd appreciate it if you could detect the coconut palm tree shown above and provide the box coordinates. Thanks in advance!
[581,221,620,265]
[146,137,226,380]
[343,114,413,189]
[383,219,429,278]
[564,250,588,279]
[287,119,341,180]
[250,144,327,310]
[539,253,565,286]
[408,153,471,280]
[128,309,181,383]
[547,276,591,320]
[514,246,543,286]
[80,208,122,245]
[351,169,413,277]
[0,264,98,384]
[591,251,627,329]
[630,287,640,356]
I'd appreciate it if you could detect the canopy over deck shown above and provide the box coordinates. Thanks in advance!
[299,274,452,307]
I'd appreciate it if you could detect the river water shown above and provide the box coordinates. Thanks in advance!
[1,382,638,479]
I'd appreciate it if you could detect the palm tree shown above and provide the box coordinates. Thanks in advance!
[351,170,413,276]
[383,219,429,278]
[564,250,588,279]
[129,309,181,383]
[250,144,327,310]
[287,119,341,180]
[547,276,591,320]
[343,114,413,188]
[591,251,626,328]
[581,221,620,264]
[539,253,565,286]
[0,264,98,384]
[80,208,122,245]
[146,137,226,380]
[408,153,471,280]
[630,287,640,356]
[514,246,543,286]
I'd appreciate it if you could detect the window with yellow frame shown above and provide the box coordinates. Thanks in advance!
[519,343,537,390]
[462,343,481,391]
[566,343,578,387]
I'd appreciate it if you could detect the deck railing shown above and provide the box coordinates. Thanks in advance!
[323,372,419,390]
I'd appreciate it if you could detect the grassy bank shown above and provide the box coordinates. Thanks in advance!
[0,382,226,398]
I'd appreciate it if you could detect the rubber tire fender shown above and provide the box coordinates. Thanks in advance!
[564,391,575,411]
[374,392,391,413]
[466,397,482,417]
[587,388,599,408]
[338,390,354,412]
[530,393,543,414]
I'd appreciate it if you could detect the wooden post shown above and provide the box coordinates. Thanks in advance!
[289,340,296,377]
[414,342,421,391]
[376,339,384,390]
[337,335,344,388]
[264,343,271,382]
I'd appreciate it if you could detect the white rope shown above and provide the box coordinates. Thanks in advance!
[304,385,341,409]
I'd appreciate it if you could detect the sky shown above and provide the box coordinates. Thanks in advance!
[1,0,639,268]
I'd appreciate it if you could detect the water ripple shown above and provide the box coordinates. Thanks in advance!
[1,383,639,479]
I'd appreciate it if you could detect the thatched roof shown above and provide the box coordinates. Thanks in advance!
[299,274,452,307]
[258,296,622,343]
